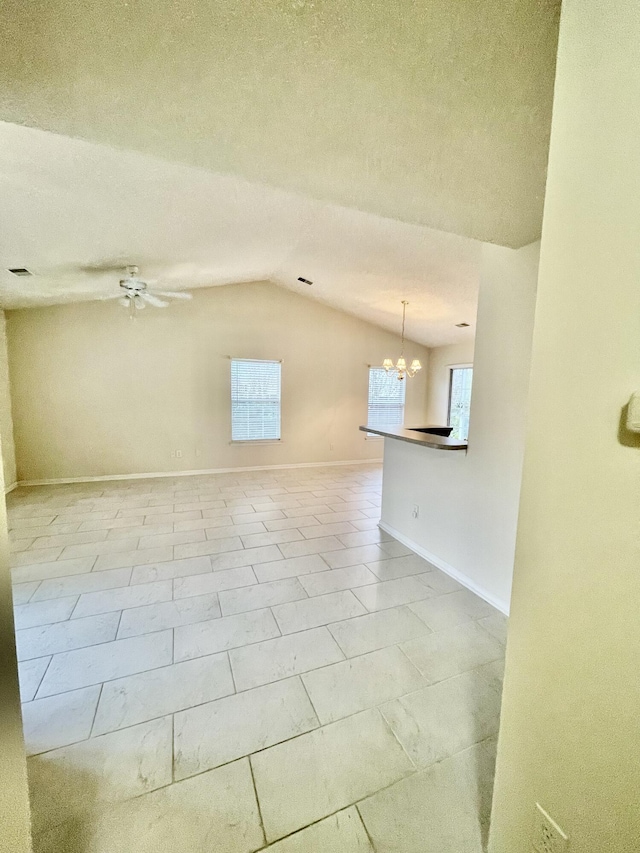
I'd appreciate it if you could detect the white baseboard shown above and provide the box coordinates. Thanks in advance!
[4,481,17,494]
[379,520,510,616]
[18,458,384,488]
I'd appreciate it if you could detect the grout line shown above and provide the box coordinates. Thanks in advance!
[298,674,322,727]
[395,642,425,675]
[88,682,105,738]
[26,581,42,604]
[355,802,378,851]
[226,650,237,694]
[31,654,54,701]
[376,700,420,771]
[267,605,282,637]
[66,594,82,619]
[114,608,125,640]
[248,754,268,848]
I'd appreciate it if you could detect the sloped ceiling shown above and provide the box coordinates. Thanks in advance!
[0,0,560,247]
[0,121,479,347]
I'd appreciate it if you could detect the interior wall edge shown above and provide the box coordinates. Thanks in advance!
[0,311,17,489]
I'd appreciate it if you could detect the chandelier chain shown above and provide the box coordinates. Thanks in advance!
[401,300,407,355]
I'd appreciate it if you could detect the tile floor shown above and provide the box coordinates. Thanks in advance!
[9,462,507,853]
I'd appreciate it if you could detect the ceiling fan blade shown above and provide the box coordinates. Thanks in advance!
[100,292,126,300]
[154,290,192,300]
[118,297,130,307]
[141,292,169,308]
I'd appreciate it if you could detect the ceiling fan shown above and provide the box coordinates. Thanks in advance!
[104,266,193,316]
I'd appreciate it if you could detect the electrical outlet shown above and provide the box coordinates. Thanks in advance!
[171,450,183,459]
[532,803,569,853]
[412,504,419,519]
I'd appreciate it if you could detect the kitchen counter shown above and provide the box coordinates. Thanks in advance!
[359,424,467,451]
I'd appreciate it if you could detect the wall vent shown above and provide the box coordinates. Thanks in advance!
[8,268,32,277]
[455,322,470,327]
[297,276,313,285]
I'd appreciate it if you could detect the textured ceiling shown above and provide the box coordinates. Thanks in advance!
[0,0,560,247]
[0,122,480,347]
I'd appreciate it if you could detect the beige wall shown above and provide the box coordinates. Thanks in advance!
[0,308,26,853]
[0,312,17,490]
[490,1,640,850]
[425,339,475,425]
[7,281,429,482]
[379,242,538,612]
[0,438,32,851]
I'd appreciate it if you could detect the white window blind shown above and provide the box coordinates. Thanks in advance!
[231,359,281,441]
[367,367,406,432]
[448,367,473,440]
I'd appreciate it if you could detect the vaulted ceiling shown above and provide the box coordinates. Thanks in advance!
[0,122,480,346]
[0,0,560,345]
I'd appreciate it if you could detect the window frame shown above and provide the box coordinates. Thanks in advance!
[366,365,407,439]
[229,357,283,444]
[447,363,473,441]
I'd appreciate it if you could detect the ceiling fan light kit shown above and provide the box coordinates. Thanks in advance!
[103,266,193,318]
[383,300,422,380]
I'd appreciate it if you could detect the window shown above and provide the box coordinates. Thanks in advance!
[448,366,473,441]
[231,359,281,441]
[367,367,406,434]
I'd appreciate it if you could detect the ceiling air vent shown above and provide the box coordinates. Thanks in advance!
[297,276,313,285]
[456,322,470,327]
[8,268,32,277]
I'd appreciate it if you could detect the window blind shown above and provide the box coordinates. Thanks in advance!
[231,359,281,441]
[448,367,473,440]
[367,367,406,431]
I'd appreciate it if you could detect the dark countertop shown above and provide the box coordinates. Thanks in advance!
[359,424,468,451]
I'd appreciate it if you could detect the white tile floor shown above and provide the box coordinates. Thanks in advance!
[9,462,507,853]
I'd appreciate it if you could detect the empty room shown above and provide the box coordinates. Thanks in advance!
[1,2,638,853]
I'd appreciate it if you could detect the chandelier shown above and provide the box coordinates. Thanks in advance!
[383,301,422,380]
